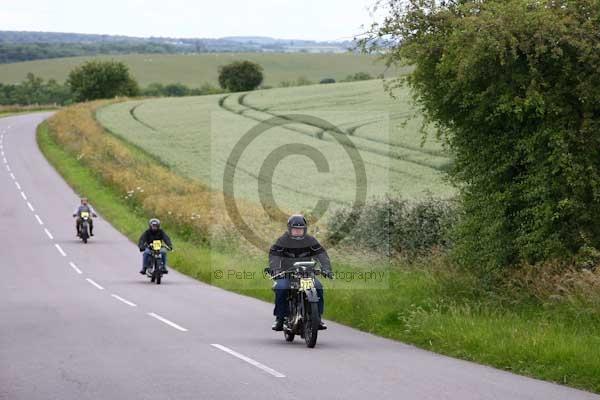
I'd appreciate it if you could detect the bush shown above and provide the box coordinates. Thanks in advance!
[67,60,139,101]
[327,196,458,258]
[0,73,72,105]
[320,78,336,84]
[342,72,373,82]
[218,60,263,92]
[141,82,224,97]
[296,76,313,86]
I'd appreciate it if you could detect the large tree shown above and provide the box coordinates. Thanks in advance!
[67,60,139,102]
[361,0,600,270]
[218,61,264,92]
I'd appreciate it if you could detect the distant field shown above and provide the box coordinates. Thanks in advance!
[97,80,454,219]
[0,53,400,87]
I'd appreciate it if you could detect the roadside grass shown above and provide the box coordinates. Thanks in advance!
[38,106,600,393]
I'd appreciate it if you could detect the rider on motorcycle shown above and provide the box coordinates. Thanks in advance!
[72,197,97,237]
[268,214,333,331]
[138,218,173,275]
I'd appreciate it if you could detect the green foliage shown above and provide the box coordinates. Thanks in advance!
[0,73,71,105]
[320,78,336,84]
[217,60,264,92]
[0,41,181,64]
[327,196,458,257]
[362,0,600,270]
[341,71,373,82]
[67,60,139,101]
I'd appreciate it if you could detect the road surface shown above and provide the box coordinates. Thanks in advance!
[0,113,597,400]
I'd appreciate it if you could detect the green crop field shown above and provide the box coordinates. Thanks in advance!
[0,53,402,87]
[97,79,454,219]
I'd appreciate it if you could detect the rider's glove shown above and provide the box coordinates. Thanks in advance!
[93,214,98,218]
[323,270,334,279]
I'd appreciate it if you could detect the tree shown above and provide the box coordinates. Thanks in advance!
[218,61,264,92]
[67,60,139,101]
[360,0,600,270]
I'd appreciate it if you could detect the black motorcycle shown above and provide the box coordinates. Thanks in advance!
[145,240,170,285]
[270,261,323,348]
[76,211,92,244]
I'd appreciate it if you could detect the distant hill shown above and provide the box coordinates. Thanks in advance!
[0,31,353,64]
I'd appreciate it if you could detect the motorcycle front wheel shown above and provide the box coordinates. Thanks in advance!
[304,301,320,348]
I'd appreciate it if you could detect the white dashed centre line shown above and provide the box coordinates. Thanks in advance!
[147,312,188,332]
[44,228,54,240]
[26,202,34,212]
[6,165,10,171]
[54,244,66,257]
[69,262,82,274]
[111,294,137,307]
[86,278,104,290]
[9,173,14,180]
[14,181,21,190]
[35,214,44,225]
[210,344,286,378]
[20,191,27,200]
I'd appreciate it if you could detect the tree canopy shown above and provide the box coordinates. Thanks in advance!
[67,60,139,101]
[218,61,264,92]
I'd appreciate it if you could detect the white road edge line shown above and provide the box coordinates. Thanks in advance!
[55,244,66,257]
[69,262,82,274]
[9,173,15,180]
[111,294,137,307]
[20,191,27,200]
[147,312,188,332]
[210,344,286,378]
[35,214,44,225]
[44,228,54,239]
[15,181,21,190]
[86,278,104,290]
[27,202,34,212]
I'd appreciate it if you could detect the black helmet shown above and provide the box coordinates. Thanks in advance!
[149,218,161,230]
[287,214,307,240]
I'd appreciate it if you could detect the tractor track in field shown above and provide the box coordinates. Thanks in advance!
[128,103,161,133]
[218,93,451,173]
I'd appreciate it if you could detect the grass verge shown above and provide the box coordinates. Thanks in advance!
[37,107,600,393]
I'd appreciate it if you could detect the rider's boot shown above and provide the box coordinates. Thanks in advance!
[272,318,284,331]
[318,321,327,330]
[139,266,147,275]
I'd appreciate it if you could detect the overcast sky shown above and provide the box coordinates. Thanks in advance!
[0,0,380,41]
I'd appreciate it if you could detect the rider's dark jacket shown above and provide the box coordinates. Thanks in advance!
[138,229,173,251]
[268,233,332,276]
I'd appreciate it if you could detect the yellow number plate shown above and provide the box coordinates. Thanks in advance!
[300,278,314,290]
[80,211,89,218]
[151,240,162,251]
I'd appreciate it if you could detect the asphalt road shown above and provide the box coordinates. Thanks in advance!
[0,113,597,400]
